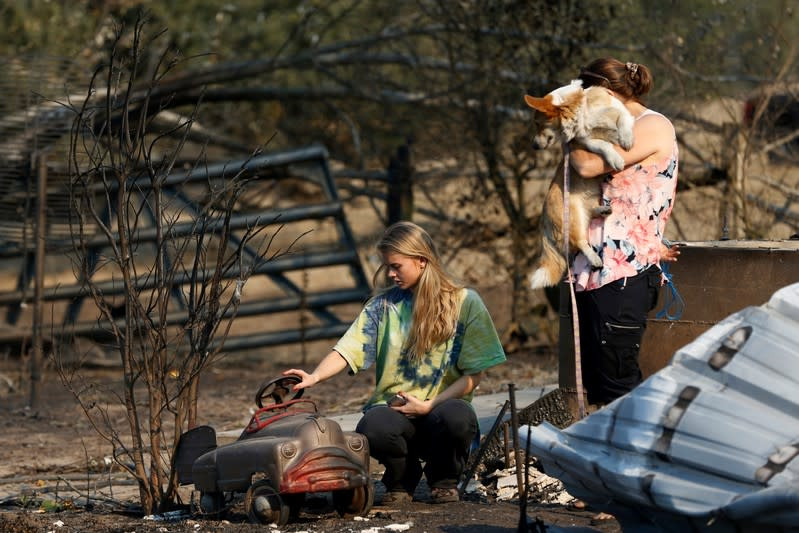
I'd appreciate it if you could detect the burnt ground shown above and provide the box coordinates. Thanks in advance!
[0,347,620,533]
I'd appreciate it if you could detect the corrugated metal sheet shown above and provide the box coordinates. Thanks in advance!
[522,282,799,532]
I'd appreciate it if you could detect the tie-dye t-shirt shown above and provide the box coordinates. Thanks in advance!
[572,109,679,291]
[333,287,506,410]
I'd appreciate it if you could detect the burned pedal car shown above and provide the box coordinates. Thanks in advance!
[175,376,373,525]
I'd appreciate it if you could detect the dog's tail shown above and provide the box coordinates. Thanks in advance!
[529,234,567,289]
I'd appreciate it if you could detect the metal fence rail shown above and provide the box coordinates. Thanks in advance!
[0,144,372,352]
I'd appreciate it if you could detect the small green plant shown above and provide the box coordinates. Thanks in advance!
[39,499,63,513]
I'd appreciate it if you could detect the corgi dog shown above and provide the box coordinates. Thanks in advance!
[524,80,635,289]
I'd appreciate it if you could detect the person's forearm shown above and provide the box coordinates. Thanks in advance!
[284,350,350,391]
[308,350,349,384]
[569,147,614,177]
[431,372,483,407]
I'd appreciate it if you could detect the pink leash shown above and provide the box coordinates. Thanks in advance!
[562,145,587,420]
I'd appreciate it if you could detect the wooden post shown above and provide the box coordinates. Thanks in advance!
[30,154,47,410]
[386,143,414,225]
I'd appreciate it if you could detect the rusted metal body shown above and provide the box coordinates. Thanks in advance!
[558,239,799,418]
[191,402,370,495]
[175,377,372,525]
[641,240,799,378]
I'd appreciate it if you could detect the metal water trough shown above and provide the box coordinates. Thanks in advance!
[641,239,799,378]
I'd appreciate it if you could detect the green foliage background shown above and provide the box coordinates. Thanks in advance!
[2,0,795,165]
[1,0,796,321]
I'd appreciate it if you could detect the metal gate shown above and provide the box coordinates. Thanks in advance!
[0,144,372,352]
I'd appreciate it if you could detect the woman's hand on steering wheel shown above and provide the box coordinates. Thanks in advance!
[254,375,303,408]
[282,369,319,391]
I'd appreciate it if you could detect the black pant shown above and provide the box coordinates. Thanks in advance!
[355,399,477,492]
[575,266,661,405]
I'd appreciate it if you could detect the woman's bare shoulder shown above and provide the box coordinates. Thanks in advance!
[636,111,675,136]
[634,111,676,157]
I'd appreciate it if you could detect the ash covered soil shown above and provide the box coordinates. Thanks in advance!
[0,347,619,532]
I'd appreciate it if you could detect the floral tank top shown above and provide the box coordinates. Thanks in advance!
[572,109,678,291]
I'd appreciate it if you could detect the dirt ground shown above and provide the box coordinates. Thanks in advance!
[0,346,621,533]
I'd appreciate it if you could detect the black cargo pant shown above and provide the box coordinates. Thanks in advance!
[355,398,477,493]
[574,265,661,406]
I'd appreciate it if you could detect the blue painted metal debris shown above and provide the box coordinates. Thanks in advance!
[521,282,799,532]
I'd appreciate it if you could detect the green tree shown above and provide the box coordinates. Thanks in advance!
[3,0,797,344]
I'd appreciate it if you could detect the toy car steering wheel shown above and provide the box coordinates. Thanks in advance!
[255,375,304,408]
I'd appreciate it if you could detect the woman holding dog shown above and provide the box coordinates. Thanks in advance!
[283,221,506,505]
[567,58,680,407]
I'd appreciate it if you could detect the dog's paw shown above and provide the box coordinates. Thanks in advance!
[619,131,634,150]
[583,249,604,268]
[607,152,625,171]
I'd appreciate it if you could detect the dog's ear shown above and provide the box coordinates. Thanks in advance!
[524,95,559,118]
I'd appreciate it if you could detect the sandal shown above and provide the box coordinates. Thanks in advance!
[380,490,413,505]
[430,487,459,504]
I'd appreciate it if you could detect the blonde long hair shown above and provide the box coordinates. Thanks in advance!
[374,221,462,361]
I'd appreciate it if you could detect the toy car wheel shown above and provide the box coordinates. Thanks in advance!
[245,480,289,526]
[332,480,374,517]
[197,491,225,516]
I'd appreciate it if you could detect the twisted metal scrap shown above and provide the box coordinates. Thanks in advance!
[471,388,574,474]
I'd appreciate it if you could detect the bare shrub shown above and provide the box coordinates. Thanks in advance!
[56,13,287,513]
